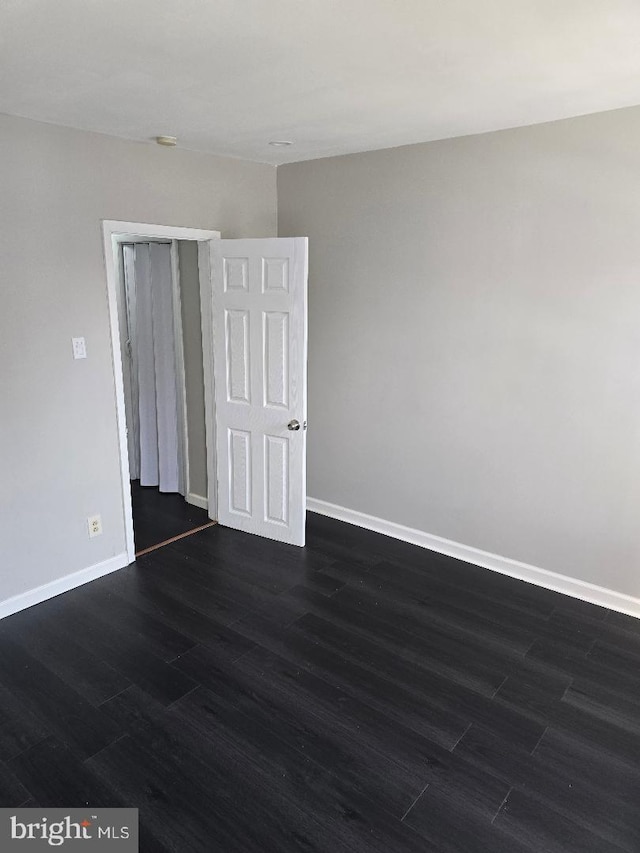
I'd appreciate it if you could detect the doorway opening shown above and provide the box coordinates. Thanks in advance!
[119,238,214,554]
[103,222,220,563]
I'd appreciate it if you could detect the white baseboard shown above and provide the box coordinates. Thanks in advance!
[0,552,129,621]
[307,497,640,620]
[186,492,208,510]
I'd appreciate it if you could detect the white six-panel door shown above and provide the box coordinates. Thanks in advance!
[210,238,308,546]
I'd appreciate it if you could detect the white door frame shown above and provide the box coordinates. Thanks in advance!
[102,220,220,564]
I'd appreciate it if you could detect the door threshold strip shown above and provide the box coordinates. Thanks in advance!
[135,521,217,557]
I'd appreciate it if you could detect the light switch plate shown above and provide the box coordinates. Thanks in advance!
[72,337,87,359]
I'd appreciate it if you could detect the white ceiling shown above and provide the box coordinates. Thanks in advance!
[3,0,640,165]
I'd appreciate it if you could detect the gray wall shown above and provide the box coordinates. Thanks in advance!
[177,240,207,500]
[0,113,276,603]
[278,105,640,599]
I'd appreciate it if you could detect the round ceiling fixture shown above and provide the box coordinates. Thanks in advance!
[156,136,177,147]
[269,140,293,147]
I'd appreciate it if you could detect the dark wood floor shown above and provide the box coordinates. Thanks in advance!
[131,480,211,553]
[0,514,638,851]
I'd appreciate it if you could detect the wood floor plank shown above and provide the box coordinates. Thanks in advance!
[171,684,427,849]
[231,609,470,748]
[494,788,628,853]
[10,735,124,808]
[0,607,132,706]
[455,724,640,853]
[174,523,336,590]
[293,581,527,679]
[563,677,640,737]
[533,726,640,818]
[76,584,199,662]
[0,759,30,806]
[138,545,286,620]
[9,734,176,853]
[286,610,546,750]
[104,575,257,663]
[403,786,532,853]
[111,559,246,627]
[20,594,199,707]
[0,685,50,762]
[369,554,559,621]
[172,643,425,816]
[231,643,461,783]
[0,635,121,760]
[87,702,361,853]
[493,665,572,723]
[291,600,508,697]
[366,556,556,623]
[168,686,433,853]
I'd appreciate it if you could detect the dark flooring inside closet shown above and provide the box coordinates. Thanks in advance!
[131,479,212,554]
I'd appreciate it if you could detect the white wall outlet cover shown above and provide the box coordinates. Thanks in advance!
[87,514,102,538]
[72,337,87,359]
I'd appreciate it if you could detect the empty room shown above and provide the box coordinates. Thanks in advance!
[2,1,640,851]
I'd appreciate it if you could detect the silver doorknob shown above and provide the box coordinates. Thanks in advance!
[287,419,301,431]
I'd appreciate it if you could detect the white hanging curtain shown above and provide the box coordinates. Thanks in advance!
[122,242,182,494]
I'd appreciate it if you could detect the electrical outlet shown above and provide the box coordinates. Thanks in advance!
[87,514,102,538]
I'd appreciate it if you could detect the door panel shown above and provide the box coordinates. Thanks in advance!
[225,309,251,403]
[211,238,308,546]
